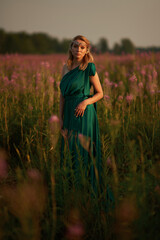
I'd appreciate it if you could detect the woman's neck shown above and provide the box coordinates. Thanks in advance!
[72,59,82,66]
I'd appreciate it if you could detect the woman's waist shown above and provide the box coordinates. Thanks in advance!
[64,94,93,101]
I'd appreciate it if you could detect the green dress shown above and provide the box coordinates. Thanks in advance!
[60,62,114,207]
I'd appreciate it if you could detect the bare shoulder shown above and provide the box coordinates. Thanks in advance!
[62,64,68,71]
[62,64,69,77]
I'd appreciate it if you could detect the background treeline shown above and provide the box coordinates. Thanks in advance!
[0,28,160,55]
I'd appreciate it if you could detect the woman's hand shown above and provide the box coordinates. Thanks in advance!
[74,100,87,117]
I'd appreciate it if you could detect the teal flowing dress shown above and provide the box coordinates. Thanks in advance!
[60,62,114,207]
[60,62,115,208]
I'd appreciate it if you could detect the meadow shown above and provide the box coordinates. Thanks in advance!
[0,52,160,240]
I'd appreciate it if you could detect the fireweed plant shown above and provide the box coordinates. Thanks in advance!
[0,52,160,240]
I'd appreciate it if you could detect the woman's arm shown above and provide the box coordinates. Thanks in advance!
[75,72,103,117]
[85,72,103,105]
[59,65,66,129]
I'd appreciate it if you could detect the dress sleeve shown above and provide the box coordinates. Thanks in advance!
[89,63,96,76]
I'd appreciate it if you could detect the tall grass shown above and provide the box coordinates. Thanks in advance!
[0,52,160,239]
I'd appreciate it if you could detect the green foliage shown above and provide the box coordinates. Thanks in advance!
[121,38,135,54]
[113,43,121,55]
[113,38,136,54]
[97,37,109,53]
[0,28,72,54]
[1,28,160,55]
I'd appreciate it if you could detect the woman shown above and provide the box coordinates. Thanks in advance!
[59,35,103,194]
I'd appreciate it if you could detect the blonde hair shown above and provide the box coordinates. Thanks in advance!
[66,35,94,71]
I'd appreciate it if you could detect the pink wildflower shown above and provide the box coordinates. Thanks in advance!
[148,64,153,70]
[141,69,146,76]
[66,223,84,238]
[105,71,109,77]
[129,74,137,82]
[49,77,55,83]
[27,168,42,181]
[11,72,18,80]
[148,74,152,82]
[45,62,50,68]
[118,81,123,86]
[104,78,110,85]
[49,115,59,123]
[3,76,9,83]
[109,81,114,86]
[126,94,133,103]
[36,73,41,83]
[118,95,123,101]
[138,82,143,88]
[104,95,110,101]
[150,89,155,95]
[56,81,60,87]
[153,69,157,79]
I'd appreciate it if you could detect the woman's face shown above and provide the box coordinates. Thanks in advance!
[71,39,88,61]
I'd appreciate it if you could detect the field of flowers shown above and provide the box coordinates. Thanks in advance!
[0,52,160,240]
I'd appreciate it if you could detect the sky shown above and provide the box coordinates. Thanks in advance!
[0,0,160,48]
